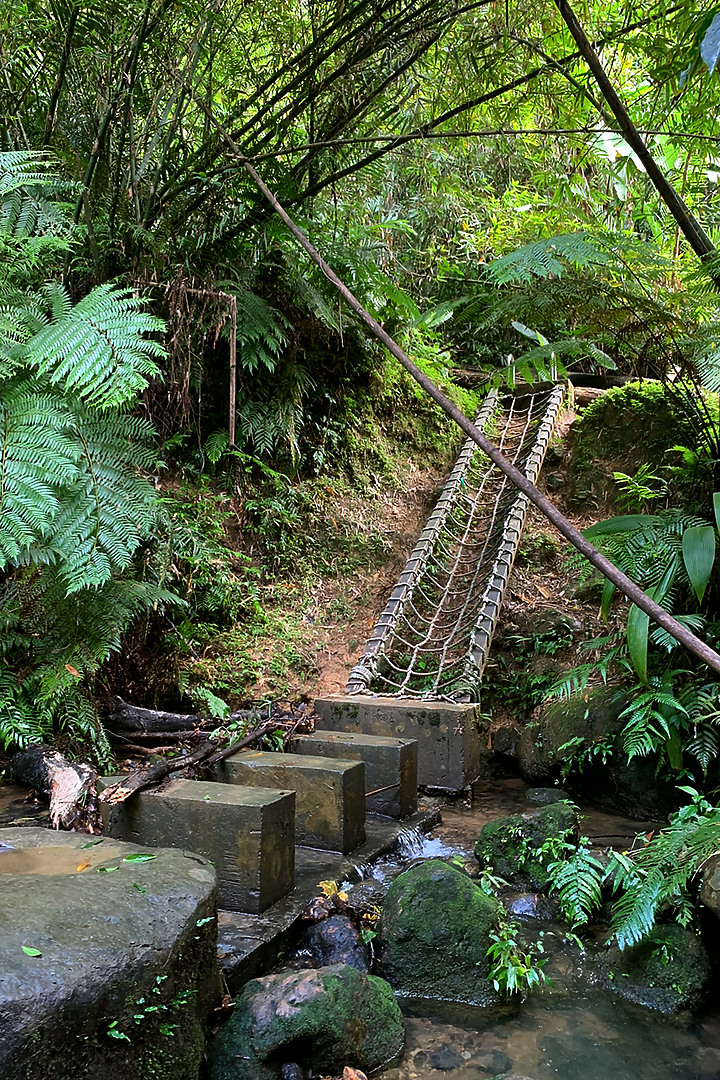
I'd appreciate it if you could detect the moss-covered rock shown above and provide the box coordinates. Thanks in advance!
[209,964,404,1080]
[516,686,625,782]
[516,686,676,816]
[567,381,697,510]
[378,859,501,1005]
[596,925,712,1014]
[474,802,577,891]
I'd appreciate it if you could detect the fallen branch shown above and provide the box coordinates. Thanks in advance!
[99,720,279,805]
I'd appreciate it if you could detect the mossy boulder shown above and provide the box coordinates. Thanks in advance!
[567,381,696,511]
[596,925,712,1014]
[516,686,676,816]
[209,964,404,1080]
[378,859,501,1005]
[474,802,577,891]
[516,686,626,783]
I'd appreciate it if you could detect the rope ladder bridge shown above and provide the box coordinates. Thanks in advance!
[314,382,566,790]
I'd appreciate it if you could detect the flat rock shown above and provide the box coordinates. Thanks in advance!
[0,827,220,1080]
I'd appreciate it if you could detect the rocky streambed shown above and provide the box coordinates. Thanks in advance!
[2,778,720,1080]
[210,779,720,1080]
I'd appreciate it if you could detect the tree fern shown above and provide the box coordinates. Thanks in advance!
[0,148,174,761]
[486,232,609,286]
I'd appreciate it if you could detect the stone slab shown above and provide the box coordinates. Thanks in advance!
[0,827,220,1080]
[216,807,441,990]
[214,751,365,853]
[290,731,418,819]
[99,777,295,914]
[314,695,481,792]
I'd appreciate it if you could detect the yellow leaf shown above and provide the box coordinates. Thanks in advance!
[317,879,338,897]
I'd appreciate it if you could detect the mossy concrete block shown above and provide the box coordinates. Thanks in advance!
[379,858,501,1005]
[214,751,365,853]
[597,924,712,1013]
[99,777,295,914]
[209,964,404,1080]
[474,801,578,891]
[314,695,481,792]
[290,731,418,818]
[0,826,220,1080]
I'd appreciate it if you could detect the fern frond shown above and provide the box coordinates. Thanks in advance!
[547,846,606,926]
[487,232,609,285]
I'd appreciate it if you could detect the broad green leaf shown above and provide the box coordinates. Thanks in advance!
[583,515,659,539]
[81,839,104,849]
[682,525,715,603]
[627,603,650,685]
[133,883,147,893]
[123,853,156,863]
[713,492,720,534]
[96,866,118,873]
[22,945,42,956]
[600,578,616,622]
[701,11,720,75]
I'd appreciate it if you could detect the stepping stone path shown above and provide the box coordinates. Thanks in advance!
[99,726,442,919]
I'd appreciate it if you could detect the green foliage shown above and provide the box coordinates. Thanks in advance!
[547,844,606,927]
[486,916,547,997]
[609,789,720,950]
[0,150,172,761]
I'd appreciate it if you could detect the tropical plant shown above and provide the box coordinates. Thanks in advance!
[0,150,174,762]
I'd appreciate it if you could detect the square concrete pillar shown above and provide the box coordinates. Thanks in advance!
[214,751,365,853]
[99,777,294,914]
[314,695,481,792]
[290,731,418,819]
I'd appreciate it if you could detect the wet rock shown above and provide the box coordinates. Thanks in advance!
[504,891,561,920]
[0,826,220,1080]
[305,914,370,972]
[516,687,626,783]
[429,1044,464,1070]
[473,1048,512,1074]
[596,924,712,1013]
[474,802,577,891]
[700,853,720,921]
[379,858,500,1005]
[209,964,404,1080]
[525,786,569,805]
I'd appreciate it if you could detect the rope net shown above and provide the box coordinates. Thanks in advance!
[346,385,564,703]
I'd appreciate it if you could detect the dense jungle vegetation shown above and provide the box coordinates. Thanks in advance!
[5,0,720,947]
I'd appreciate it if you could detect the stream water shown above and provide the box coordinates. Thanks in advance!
[368,780,720,1080]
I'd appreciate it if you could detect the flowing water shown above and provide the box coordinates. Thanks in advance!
[371,780,720,1080]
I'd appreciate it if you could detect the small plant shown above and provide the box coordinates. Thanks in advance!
[486,915,547,996]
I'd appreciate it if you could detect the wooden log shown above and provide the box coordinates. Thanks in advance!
[8,745,96,829]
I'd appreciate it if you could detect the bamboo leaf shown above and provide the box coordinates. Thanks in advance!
[583,515,659,538]
[682,525,715,603]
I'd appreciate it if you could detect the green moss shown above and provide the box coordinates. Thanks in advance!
[599,924,711,1013]
[379,859,501,1004]
[210,965,404,1080]
[474,802,577,891]
[567,381,697,508]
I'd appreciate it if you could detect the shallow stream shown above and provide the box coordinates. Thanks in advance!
[371,780,720,1080]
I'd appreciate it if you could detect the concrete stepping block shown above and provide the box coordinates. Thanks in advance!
[314,695,482,792]
[214,751,365,853]
[290,731,418,819]
[99,777,294,914]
